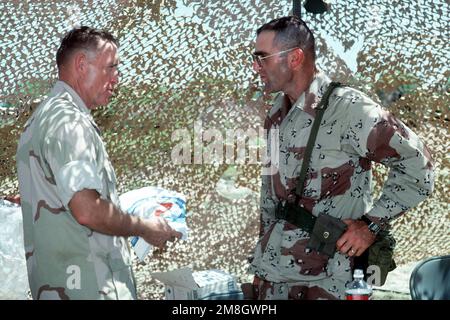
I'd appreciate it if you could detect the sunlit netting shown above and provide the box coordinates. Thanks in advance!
[0,0,448,299]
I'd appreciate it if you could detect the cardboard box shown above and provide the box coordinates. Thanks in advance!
[152,267,243,300]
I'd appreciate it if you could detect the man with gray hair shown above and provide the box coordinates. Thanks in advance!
[246,16,434,299]
[16,26,181,300]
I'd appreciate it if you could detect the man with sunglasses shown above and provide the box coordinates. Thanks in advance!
[246,16,434,299]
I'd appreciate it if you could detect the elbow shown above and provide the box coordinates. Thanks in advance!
[74,211,92,227]
[68,189,102,228]
[70,203,96,227]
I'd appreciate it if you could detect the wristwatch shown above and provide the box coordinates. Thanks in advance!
[360,215,382,235]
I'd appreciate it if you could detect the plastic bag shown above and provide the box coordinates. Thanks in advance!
[119,187,189,261]
[0,199,30,299]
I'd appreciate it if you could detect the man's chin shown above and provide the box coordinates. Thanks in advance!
[100,96,113,106]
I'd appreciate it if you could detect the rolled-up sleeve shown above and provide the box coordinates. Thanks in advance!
[55,160,103,207]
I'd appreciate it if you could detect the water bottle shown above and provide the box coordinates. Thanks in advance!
[345,269,373,300]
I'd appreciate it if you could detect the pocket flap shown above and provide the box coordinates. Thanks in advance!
[307,213,347,257]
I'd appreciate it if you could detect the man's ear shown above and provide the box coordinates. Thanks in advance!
[73,51,88,75]
[290,48,305,69]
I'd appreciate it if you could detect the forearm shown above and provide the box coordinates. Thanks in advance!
[69,189,145,237]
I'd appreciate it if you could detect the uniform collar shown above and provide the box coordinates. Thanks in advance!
[50,80,91,115]
[290,70,331,111]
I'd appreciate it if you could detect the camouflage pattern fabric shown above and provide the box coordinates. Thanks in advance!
[248,71,435,299]
[16,81,136,300]
[252,275,344,300]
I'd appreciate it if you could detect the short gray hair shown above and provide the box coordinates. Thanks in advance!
[56,26,118,68]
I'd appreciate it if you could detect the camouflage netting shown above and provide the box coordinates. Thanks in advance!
[0,0,448,299]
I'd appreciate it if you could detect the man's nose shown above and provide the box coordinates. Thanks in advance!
[252,60,261,72]
[111,71,119,84]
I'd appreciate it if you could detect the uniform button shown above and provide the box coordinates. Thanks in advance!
[323,231,329,239]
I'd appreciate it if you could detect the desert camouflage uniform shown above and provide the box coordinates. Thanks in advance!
[16,81,136,300]
[248,71,434,299]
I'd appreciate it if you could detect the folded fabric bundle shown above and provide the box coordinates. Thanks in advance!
[119,186,189,261]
